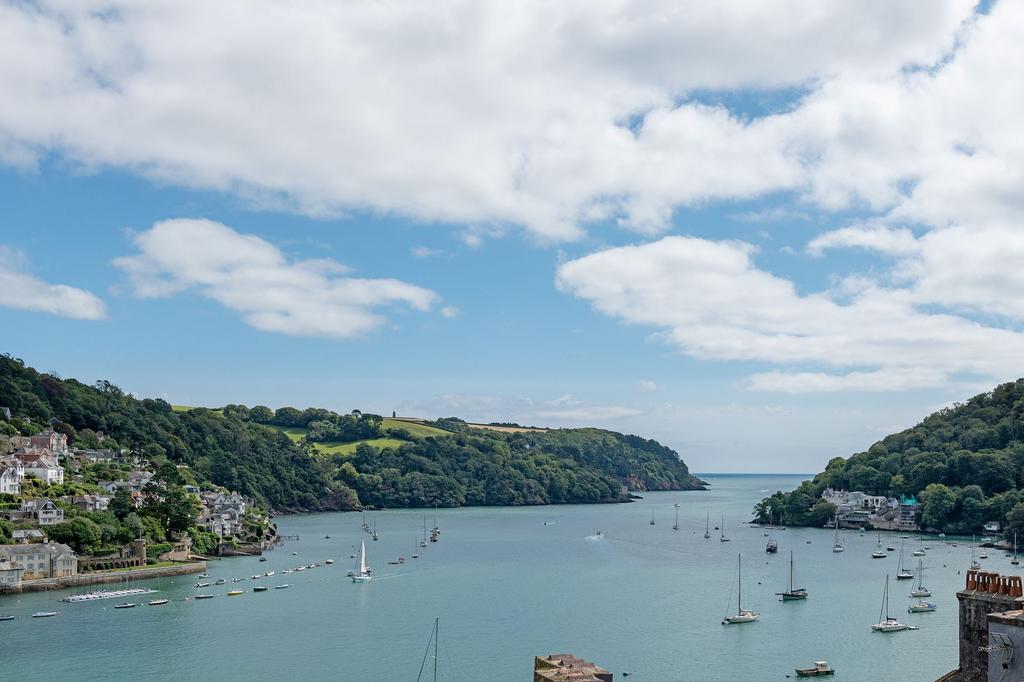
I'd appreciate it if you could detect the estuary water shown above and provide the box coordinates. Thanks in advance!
[2,474,975,680]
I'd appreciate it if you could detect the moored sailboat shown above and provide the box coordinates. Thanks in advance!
[896,543,913,580]
[673,503,679,531]
[777,550,807,601]
[871,575,916,632]
[719,514,731,543]
[831,516,843,553]
[704,510,711,539]
[722,554,758,624]
[910,559,931,598]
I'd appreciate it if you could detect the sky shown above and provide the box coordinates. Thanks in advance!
[0,0,1022,473]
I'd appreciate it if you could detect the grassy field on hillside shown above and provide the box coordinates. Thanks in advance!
[323,437,407,455]
[383,418,450,438]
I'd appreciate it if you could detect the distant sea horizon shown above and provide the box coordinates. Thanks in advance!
[694,472,813,477]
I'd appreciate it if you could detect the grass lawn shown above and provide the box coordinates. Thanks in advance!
[383,418,450,438]
[321,438,407,455]
[277,426,309,442]
[171,405,193,412]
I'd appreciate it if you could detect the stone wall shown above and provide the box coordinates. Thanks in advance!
[0,561,206,594]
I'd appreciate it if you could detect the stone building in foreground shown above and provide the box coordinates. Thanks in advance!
[938,570,1024,681]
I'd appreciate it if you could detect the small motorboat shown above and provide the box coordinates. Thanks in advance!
[227,590,244,596]
[908,601,937,613]
[251,575,261,580]
[872,550,887,559]
[388,560,400,565]
[194,594,215,600]
[274,584,290,589]
[980,551,989,559]
[325,559,335,564]
[766,539,778,554]
[259,557,268,562]
[198,573,210,578]
[886,544,896,552]
[147,600,169,606]
[283,569,293,574]
[231,577,243,583]
[292,552,298,556]
[0,615,15,621]
[253,586,269,592]
[32,611,59,618]
[912,549,926,556]
[325,535,331,539]
[194,582,210,588]
[264,571,275,577]
[795,661,835,677]
[114,603,136,609]
[214,579,226,585]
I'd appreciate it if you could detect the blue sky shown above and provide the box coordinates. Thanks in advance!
[1,0,1021,472]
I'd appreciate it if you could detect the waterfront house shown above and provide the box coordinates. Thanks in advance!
[984,520,1002,533]
[27,429,69,458]
[897,496,921,531]
[0,542,77,580]
[0,558,25,588]
[98,480,130,494]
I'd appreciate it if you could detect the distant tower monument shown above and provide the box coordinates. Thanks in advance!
[392,410,396,418]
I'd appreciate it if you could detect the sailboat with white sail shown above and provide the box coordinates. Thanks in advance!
[871,575,916,632]
[719,514,731,543]
[351,540,373,583]
[704,510,711,539]
[722,554,759,624]
[777,550,807,601]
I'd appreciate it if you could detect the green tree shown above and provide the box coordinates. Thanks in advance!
[48,516,102,553]
[109,488,134,521]
[922,483,957,530]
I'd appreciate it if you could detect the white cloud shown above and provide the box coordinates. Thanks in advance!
[0,0,982,240]
[807,223,920,256]
[639,380,658,391]
[440,305,461,319]
[411,246,443,259]
[0,247,106,320]
[113,219,441,338]
[556,236,1024,393]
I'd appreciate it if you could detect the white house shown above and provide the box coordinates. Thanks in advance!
[15,448,65,486]
[0,466,21,495]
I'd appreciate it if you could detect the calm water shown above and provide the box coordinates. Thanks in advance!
[3,474,975,680]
